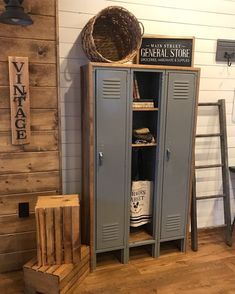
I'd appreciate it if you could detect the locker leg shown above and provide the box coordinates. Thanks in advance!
[180,238,186,252]
[120,248,129,264]
[153,242,160,257]
[151,244,158,258]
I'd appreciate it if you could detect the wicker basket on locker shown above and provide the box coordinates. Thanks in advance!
[81,6,144,63]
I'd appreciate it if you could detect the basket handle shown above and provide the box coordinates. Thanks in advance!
[139,21,145,36]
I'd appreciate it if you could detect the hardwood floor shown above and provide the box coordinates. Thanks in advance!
[1,228,235,293]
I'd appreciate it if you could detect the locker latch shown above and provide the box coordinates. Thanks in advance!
[166,148,171,161]
[98,152,104,165]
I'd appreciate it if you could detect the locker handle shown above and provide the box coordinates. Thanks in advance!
[166,148,171,161]
[98,152,104,166]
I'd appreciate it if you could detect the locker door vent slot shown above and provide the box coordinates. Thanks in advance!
[102,79,121,99]
[165,215,181,232]
[173,81,189,99]
[102,223,119,242]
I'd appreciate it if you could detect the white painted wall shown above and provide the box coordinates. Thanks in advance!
[58,0,235,228]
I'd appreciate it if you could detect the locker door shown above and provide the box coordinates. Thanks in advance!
[161,72,196,240]
[96,69,129,250]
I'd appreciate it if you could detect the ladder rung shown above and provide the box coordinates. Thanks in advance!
[196,133,221,138]
[198,102,220,106]
[196,194,225,200]
[195,164,223,169]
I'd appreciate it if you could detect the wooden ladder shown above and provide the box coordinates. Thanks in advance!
[191,99,232,251]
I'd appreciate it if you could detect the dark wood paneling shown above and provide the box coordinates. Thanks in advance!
[0,152,59,174]
[0,250,36,273]
[0,62,57,87]
[0,0,56,17]
[0,191,57,216]
[0,131,58,153]
[0,214,36,234]
[0,87,58,109]
[0,171,60,194]
[0,232,36,254]
[0,15,55,40]
[0,0,60,273]
[0,109,58,131]
[0,38,56,63]
[31,109,58,131]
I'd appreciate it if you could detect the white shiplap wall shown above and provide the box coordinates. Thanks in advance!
[58,0,235,228]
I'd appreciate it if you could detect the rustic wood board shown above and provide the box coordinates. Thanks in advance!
[46,208,55,265]
[0,0,56,16]
[0,15,55,40]
[0,109,58,132]
[54,207,63,264]
[0,214,36,235]
[0,249,36,273]
[0,171,60,194]
[0,38,56,63]
[63,206,73,264]
[0,62,56,87]
[0,87,58,109]
[0,131,58,153]
[71,206,81,263]
[0,231,36,254]
[0,191,57,216]
[81,65,95,267]
[0,151,59,174]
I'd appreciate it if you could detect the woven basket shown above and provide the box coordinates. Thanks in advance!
[81,6,144,63]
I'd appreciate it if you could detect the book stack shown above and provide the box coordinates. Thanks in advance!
[133,99,154,108]
[133,75,140,100]
[133,75,154,109]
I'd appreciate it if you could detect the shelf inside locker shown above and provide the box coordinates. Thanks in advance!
[132,112,158,146]
[132,108,159,112]
[129,226,154,246]
[132,143,157,148]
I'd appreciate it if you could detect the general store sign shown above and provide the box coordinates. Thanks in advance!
[8,56,30,145]
[138,35,194,67]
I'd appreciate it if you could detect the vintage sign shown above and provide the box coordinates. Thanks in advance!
[138,35,194,67]
[8,56,30,145]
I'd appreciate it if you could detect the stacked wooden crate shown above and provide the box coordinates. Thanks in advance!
[24,245,90,294]
[23,195,90,294]
[35,195,81,265]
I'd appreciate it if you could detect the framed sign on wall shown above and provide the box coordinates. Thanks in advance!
[137,35,194,67]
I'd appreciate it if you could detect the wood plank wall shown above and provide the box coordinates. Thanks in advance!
[0,0,61,273]
[59,0,235,228]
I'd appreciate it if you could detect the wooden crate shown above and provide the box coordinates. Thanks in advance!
[35,194,81,265]
[23,245,90,294]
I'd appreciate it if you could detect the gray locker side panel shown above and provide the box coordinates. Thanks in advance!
[96,69,128,250]
[161,72,196,240]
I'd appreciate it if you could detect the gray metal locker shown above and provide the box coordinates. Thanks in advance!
[96,69,129,250]
[81,63,199,268]
[160,72,196,241]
